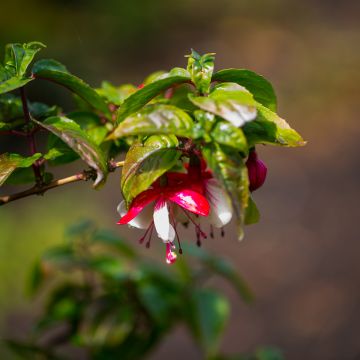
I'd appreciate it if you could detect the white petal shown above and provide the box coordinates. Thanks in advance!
[153,201,175,242]
[206,179,233,228]
[117,200,152,229]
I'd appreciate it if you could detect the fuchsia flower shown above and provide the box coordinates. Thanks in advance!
[117,157,235,264]
[117,173,210,263]
[246,150,267,192]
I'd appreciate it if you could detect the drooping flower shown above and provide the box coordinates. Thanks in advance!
[246,149,267,192]
[117,173,210,263]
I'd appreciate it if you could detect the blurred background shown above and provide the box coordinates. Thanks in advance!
[1,0,359,359]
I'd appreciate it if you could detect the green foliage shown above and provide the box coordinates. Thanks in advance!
[34,116,108,187]
[111,104,195,139]
[32,59,110,116]
[0,42,45,94]
[0,153,42,185]
[212,69,277,111]
[186,49,215,94]
[8,220,255,360]
[115,73,190,123]
[0,42,304,242]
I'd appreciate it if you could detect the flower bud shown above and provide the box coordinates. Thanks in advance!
[246,150,267,192]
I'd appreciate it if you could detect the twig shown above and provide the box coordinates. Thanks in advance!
[0,161,124,206]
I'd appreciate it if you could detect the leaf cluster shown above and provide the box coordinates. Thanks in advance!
[6,220,259,360]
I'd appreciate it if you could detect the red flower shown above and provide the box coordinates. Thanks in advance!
[117,173,210,264]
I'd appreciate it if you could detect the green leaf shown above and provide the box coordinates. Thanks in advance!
[97,81,137,106]
[116,75,190,123]
[32,59,110,116]
[121,134,180,204]
[189,83,257,127]
[4,42,45,77]
[110,104,195,139]
[34,116,108,187]
[243,103,305,147]
[211,120,248,152]
[244,196,260,225]
[0,77,33,95]
[212,68,277,111]
[0,152,42,186]
[187,289,230,357]
[203,143,249,240]
[0,94,23,122]
[186,49,215,94]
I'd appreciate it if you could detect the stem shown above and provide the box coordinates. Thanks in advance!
[0,161,124,206]
[20,87,43,185]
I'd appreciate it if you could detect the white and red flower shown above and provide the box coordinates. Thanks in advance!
[117,173,210,263]
[117,157,235,264]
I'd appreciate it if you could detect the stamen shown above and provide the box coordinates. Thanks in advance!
[138,222,153,245]
[196,227,202,247]
[210,225,214,239]
[221,227,225,237]
[145,223,154,248]
[170,206,183,255]
[180,208,207,239]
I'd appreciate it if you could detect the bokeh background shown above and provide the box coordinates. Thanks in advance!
[1,0,360,359]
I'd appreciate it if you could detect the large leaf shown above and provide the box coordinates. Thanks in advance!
[211,120,248,152]
[203,143,249,240]
[116,75,190,123]
[186,289,230,358]
[243,102,305,147]
[212,68,277,111]
[34,116,108,187]
[189,83,257,127]
[186,49,215,94]
[121,135,180,204]
[32,59,110,116]
[0,153,42,186]
[109,104,195,139]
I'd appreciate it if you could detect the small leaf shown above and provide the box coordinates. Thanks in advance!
[116,75,190,123]
[212,68,277,111]
[0,94,23,122]
[34,116,108,187]
[186,49,215,94]
[0,152,42,186]
[32,59,110,116]
[97,81,137,106]
[189,83,257,127]
[243,103,305,147]
[109,104,195,139]
[244,196,260,225]
[203,143,249,240]
[121,135,180,204]
[211,120,248,152]
[186,289,230,357]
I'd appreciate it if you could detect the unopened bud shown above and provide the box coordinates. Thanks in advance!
[246,150,267,192]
